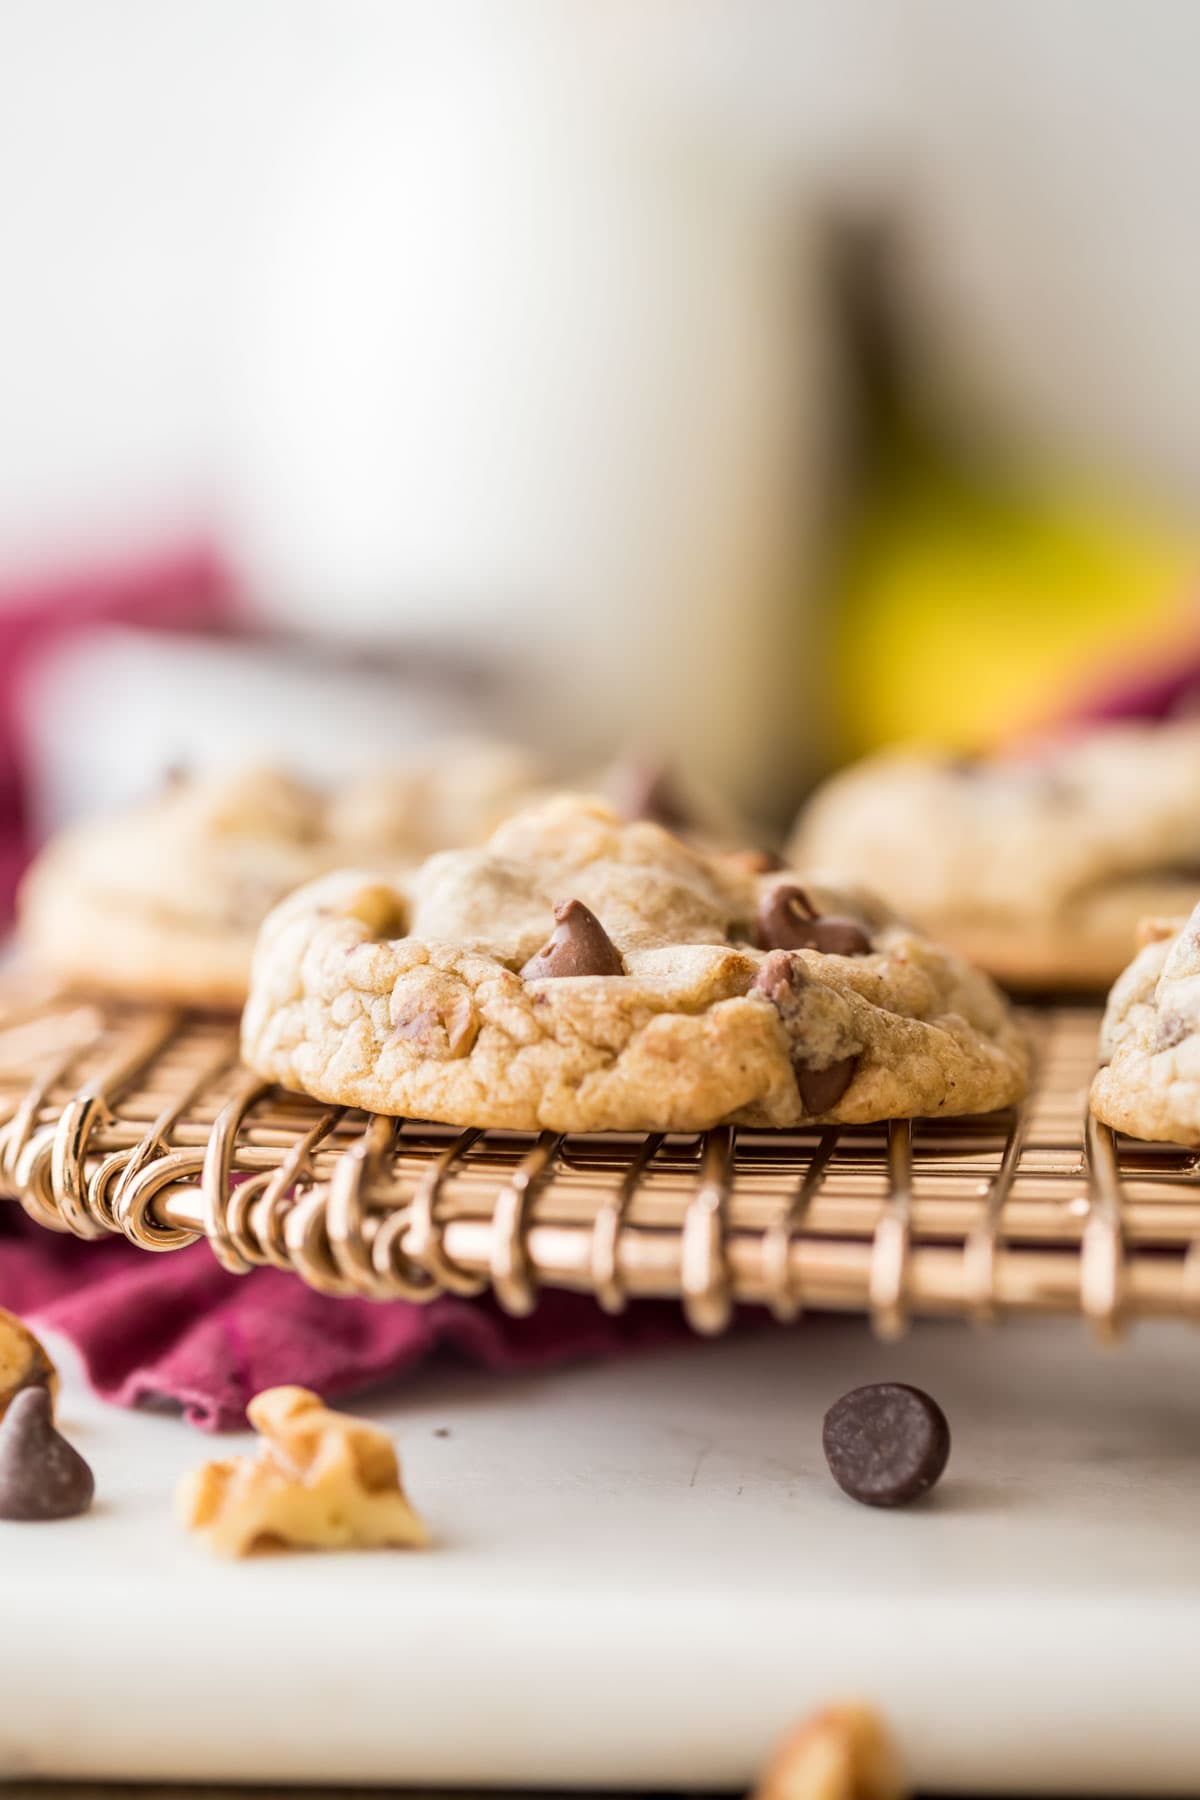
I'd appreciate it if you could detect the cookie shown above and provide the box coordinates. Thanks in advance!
[18,742,541,1008]
[241,795,1029,1133]
[788,722,1200,990]
[1090,904,1200,1143]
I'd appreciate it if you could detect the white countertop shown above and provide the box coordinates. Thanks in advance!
[3,1312,1200,1793]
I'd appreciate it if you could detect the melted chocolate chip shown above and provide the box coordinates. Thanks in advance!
[520,899,625,980]
[613,760,691,831]
[751,952,861,1115]
[0,1386,95,1521]
[796,1055,858,1113]
[757,886,872,956]
[822,1383,950,1508]
[752,948,810,1012]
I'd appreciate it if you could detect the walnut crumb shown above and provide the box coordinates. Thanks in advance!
[176,1385,430,1558]
[752,1704,906,1800]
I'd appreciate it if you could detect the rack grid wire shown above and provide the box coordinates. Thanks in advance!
[0,988,1197,1339]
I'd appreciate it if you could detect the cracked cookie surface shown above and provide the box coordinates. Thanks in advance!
[789,721,1200,989]
[1091,906,1200,1143]
[18,744,541,1007]
[241,795,1030,1132]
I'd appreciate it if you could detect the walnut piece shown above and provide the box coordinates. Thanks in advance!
[753,1704,906,1800]
[0,1308,58,1422]
[176,1385,431,1558]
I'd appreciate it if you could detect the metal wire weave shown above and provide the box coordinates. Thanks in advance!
[0,989,1196,1338]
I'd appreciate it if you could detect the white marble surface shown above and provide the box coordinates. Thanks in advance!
[2,1315,1200,1792]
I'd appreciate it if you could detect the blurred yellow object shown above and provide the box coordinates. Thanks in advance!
[829,460,1200,755]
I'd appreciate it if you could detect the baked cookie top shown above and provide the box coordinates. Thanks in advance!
[1091,907,1200,1144]
[241,795,1030,1133]
[790,721,1200,921]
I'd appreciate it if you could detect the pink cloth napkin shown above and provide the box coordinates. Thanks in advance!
[0,1211,690,1431]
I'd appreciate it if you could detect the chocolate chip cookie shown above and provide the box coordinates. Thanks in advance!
[18,743,541,1008]
[1091,907,1200,1143]
[788,721,1200,990]
[241,795,1029,1132]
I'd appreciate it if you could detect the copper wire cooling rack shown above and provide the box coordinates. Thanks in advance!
[0,990,1196,1339]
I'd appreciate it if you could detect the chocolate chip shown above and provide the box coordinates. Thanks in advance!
[811,918,873,957]
[757,886,872,957]
[613,760,691,830]
[520,899,625,979]
[752,948,810,1011]
[0,1386,95,1521]
[822,1383,950,1508]
[796,1054,858,1113]
[390,995,478,1059]
[752,953,861,1114]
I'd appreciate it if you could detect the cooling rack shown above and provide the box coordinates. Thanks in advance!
[0,986,1196,1338]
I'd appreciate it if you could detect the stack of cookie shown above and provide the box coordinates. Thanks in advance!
[19,719,1200,1146]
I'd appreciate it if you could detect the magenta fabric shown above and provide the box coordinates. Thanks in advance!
[0,1211,690,1432]
[1052,614,1200,728]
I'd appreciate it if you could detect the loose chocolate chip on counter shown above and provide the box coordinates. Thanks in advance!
[757,886,872,957]
[822,1382,950,1508]
[0,1386,95,1521]
[519,899,625,980]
